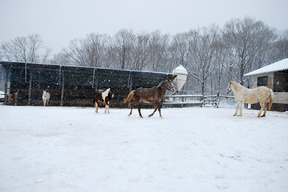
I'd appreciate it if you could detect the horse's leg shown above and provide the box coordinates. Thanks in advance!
[105,104,109,114]
[129,98,139,117]
[95,102,98,113]
[138,101,144,118]
[239,102,243,116]
[261,100,269,117]
[261,105,267,117]
[158,103,163,118]
[149,103,158,117]
[129,104,133,116]
[233,102,239,116]
[257,103,264,117]
[258,102,265,117]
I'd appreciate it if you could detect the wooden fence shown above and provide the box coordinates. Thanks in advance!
[163,95,203,108]
[163,94,234,108]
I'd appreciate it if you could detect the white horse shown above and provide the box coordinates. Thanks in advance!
[42,90,50,106]
[227,81,274,117]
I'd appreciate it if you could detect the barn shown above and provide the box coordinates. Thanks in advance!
[0,61,171,107]
[244,58,288,112]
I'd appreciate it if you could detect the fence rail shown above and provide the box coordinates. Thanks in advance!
[163,94,235,108]
[163,95,203,108]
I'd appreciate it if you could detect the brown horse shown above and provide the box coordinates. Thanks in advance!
[124,78,176,118]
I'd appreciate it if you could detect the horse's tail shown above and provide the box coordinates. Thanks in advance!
[268,89,274,110]
[123,91,134,103]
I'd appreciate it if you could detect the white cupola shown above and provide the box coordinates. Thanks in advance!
[172,65,188,92]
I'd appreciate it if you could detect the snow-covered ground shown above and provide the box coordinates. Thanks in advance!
[0,104,287,192]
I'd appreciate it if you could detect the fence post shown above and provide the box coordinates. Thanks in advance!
[200,95,203,107]
[60,72,64,106]
[27,73,32,105]
[216,91,220,108]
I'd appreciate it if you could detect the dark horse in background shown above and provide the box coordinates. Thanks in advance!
[93,88,114,113]
[124,75,176,118]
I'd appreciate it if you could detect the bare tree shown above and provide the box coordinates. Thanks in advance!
[50,52,71,65]
[130,32,151,70]
[148,31,170,72]
[169,33,189,72]
[113,29,135,69]
[222,17,276,85]
[0,50,3,60]
[1,34,51,63]
[271,29,288,61]
[62,33,108,67]
[212,34,229,95]
[187,26,219,96]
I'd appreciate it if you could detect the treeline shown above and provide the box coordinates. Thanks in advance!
[1,17,288,95]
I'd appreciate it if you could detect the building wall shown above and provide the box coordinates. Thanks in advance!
[250,70,288,111]
[0,62,169,107]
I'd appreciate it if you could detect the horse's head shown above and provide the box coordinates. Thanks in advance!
[105,89,114,105]
[226,81,233,94]
[158,80,176,93]
[108,90,114,100]
[168,80,176,92]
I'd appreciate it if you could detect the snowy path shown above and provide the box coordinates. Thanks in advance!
[0,105,287,192]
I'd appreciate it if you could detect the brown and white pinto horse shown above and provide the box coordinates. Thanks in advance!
[93,88,114,113]
[124,77,176,118]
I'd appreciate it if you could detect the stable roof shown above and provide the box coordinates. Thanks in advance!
[0,61,168,75]
[244,58,288,76]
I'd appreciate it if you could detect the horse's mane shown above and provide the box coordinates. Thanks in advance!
[231,81,245,91]
[102,88,110,94]
[157,81,166,89]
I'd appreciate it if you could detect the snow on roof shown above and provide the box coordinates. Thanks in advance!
[244,58,288,76]
[172,65,188,75]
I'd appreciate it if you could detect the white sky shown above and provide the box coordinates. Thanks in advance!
[0,0,287,54]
